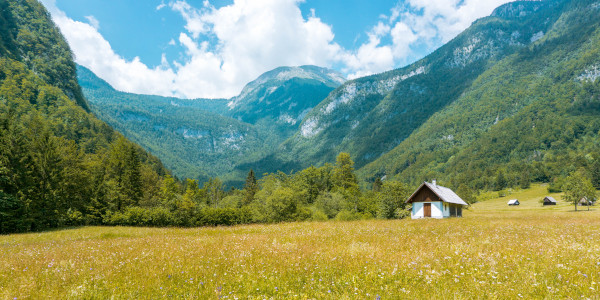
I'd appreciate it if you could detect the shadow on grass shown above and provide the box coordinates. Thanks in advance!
[1,225,86,236]
[566,208,597,212]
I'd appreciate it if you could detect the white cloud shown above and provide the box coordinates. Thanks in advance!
[40,0,177,97]
[84,15,99,30]
[344,0,512,77]
[396,0,512,45]
[39,0,512,99]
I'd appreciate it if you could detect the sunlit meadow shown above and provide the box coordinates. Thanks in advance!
[1,185,599,299]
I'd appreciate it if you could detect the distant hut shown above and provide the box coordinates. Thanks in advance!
[579,197,591,206]
[507,199,520,206]
[406,181,468,219]
[542,196,557,206]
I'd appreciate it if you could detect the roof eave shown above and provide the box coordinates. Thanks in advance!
[405,182,427,203]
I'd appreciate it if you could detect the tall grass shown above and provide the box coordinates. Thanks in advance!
[1,186,599,298]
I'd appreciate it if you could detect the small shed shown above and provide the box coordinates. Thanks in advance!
[507,199,520,206]
[579,197,591,206]
[542,196,557,206]
[406,181,468,219]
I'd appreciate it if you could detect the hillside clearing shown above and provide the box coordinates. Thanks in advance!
[1,186,599,299]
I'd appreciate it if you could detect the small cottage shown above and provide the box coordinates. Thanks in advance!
[507,199,520,206]
[406,181,468,219]
[542,196,557,206]
[579,197,591,206]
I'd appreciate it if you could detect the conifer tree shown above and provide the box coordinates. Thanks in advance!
[373,177,383,193]
[244,169,258,205]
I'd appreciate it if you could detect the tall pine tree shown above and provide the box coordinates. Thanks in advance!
[244,169,258,205]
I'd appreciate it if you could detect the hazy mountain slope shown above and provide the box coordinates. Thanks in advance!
[359,0,600,189]
[279,0,563,171]
[0,0,168,232]
[226,65,344,136]
[80,65,343,184]
[78,65,279,183]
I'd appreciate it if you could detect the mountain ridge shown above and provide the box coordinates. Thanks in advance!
[79,64,345,184]
[269,0,563,173]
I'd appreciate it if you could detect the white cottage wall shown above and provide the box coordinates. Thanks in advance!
[432,202,443,218]
[412,202,424,219]
[411,202,444,219]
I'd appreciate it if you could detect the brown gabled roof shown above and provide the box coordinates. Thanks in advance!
[406,182,468,206]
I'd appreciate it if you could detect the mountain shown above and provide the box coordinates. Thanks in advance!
[0,0,168,232]
[78,65,344,184]
[359,0,600,189]
[276,0,566,173]
[226,66,345,136]
[78,0,600,194]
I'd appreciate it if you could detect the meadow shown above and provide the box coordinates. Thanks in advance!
[1,185,599,299]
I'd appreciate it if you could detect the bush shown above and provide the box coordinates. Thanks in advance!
[102,207,176,227]
[310,209,328,221]
[315,192,345,219]
[334,210,361,221]
[64,209,84,226]
[295,207,312,221]
[197,207,252,227]
[394,208,411,219]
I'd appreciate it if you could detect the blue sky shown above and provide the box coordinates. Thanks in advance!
[41,0,511,99]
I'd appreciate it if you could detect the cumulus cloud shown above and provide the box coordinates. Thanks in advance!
[40,0,512,99]
[84,15,99,30]
[345,0,512,78]
[40,0,178,97]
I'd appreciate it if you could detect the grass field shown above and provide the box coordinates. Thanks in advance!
[2,185,599,299]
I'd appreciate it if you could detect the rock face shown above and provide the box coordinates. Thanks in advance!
[277,0,560,171]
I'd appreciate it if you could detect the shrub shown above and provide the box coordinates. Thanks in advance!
[197,207,252,227]
[310,209,328,221]
[394,208,411,219]
[334,210,361,221]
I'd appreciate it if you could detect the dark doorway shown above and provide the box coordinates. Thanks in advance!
[424,203,431,217]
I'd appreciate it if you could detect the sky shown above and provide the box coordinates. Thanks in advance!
[40,0,513,99]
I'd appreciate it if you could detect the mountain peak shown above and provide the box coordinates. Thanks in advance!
[228,65,345,110]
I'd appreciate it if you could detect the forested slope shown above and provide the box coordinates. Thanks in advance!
[79,65,280,184]
[79,65,343,185]
[359,0,600,191]
[0,0,168,233]
[280,0,564,171]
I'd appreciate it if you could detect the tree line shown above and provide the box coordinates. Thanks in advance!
[82,153,414,229]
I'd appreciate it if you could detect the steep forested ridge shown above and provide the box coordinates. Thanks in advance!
[359,0,600,191]
[278,0,564,172]
[0,0,167,233]
[0,0,88,110]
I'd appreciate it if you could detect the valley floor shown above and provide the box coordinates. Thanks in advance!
[1,185,599,299]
